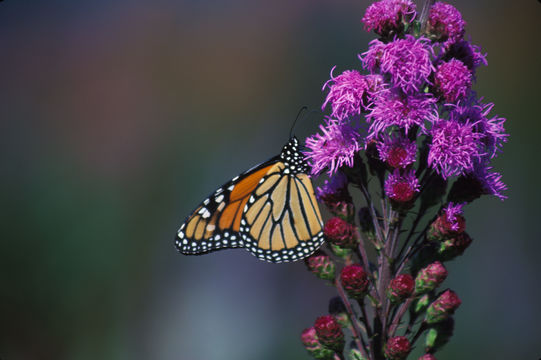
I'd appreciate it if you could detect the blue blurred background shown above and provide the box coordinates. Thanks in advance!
[1,0,539,359]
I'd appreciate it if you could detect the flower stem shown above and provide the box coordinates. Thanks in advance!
[334,278,370,359]
[388,297,414,337]
[419,0,435,32]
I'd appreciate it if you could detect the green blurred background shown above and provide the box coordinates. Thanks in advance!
[1,0,539,359]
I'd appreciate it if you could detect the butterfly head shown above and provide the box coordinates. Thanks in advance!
[280,136,309,174]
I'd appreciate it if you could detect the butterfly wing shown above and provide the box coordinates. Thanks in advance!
[176,157,281,256]
[240,167,325,262]
[175,137,325,263]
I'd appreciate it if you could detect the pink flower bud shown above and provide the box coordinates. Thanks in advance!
[324,217,359,248]
[427,211,466,241]
[387,274,414,303]
[426,290,461,324]
[301,327,335,359]
[384,336,411,360]
[418,354,437,360]
[305,252,336,281]
[340,264,369,299]
[314,315,345,352]
[415,261,448,295]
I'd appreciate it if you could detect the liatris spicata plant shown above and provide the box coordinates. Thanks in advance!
[301,1,507,359]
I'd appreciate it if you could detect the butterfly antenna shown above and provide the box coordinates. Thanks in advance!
[289,107,324,139]
[289,106,308,139]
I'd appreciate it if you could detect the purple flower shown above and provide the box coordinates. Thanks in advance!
[443,202,465,231]
[434,59,472,103]
[322,68,384,121]
[304,117,362,176]
[384,169,420,202]
[376,134,417,168]
[362,0,416,36]
[361,35,434,93]
[443,40,487,73]
[448,101,508,159]
[428,118,484,179]
[367,90,437,137]
[473,164,507,200]
[316,172,349,201]
[361,39,386,72]
[428,2,466,48]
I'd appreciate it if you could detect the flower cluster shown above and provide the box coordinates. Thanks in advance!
[304,0,507,199]
[301,1,508,360]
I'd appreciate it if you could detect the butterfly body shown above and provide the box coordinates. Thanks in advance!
[175,137,324,263]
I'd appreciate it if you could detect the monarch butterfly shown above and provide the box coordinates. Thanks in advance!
[175,136,325,263]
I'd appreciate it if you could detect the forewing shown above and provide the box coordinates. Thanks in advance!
[175,158,279,256]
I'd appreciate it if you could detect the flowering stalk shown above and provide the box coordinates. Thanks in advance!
[301,1,507,359]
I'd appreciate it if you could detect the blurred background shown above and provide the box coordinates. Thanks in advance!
[1,0,539,359]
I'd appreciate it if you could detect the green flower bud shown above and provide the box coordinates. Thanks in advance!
[415,261,448,295]
[305,251,335,281]
[425,317,454,352]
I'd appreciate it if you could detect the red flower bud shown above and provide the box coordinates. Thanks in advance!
[301,327,335,359]
[340,264,369,299]
[426,289,461,324]
[437,232,472,260]
[415,261,448,295]
[418,354,437,360]
[305,252,335,281]
[428,214,465,241]
[314,315,345,352]
[384,336,411,360]
[328,296,349,327]
[387,274,414,303]
[324,217,358,248]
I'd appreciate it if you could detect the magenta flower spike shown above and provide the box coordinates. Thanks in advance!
[297,0,507,358]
